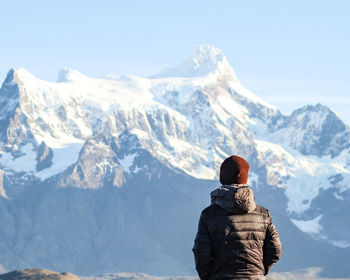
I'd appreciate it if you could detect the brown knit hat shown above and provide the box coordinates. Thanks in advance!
[219,155,249,185]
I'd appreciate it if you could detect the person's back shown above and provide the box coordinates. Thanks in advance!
[193,155,282,280]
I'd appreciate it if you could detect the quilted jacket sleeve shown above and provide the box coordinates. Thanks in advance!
[263,213,282,275]
[192,213,214,280]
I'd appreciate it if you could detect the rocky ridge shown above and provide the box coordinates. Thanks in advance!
[0,45,349,276]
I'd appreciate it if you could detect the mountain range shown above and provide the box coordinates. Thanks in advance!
[0,45,349,277]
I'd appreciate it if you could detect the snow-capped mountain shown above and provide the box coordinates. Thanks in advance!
[0,45,349,277]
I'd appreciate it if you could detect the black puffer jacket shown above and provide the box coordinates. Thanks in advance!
[193,185,282,280]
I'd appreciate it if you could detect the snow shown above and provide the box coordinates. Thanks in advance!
[228,81,276,110]
[118,153,137,174]
[167,137,193,153]
[254,138,350,214]
[291,215,350,248]
[37,142,84,180]
[0,143,37,173]
[57,68,87,83]
[248,171,259,188]
[0,141,84,180]
[1,46,350,216]
[190,165,217,180]
[153,44,239,82]
[8,64,350,192]
[215,95,248,124]
[255,139,296,181]
[291,215,323,234]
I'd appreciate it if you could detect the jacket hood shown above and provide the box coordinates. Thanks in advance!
[210,184,256,213]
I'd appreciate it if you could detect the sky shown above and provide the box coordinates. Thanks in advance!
[1,0,349,123]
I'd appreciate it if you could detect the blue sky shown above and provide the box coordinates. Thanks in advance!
[1,0,349,123]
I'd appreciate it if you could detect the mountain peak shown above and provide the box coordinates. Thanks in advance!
[2,68,38,85]
[290,103,336,122]
[3,68,16,84]
[153,44,239,81]
[57,68,87,83]
[187,44,225,69]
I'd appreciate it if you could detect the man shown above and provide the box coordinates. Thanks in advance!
[193,155,282,280]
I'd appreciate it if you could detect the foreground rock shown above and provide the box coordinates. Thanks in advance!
[1,268,350,280]
[0,269,79,280]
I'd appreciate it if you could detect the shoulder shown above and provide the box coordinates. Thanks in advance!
[254,204,271,217]
[201,203,226,218]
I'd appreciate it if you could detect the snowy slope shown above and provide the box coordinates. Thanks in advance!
[0,45,277,183]
[1,46,349,215]
[0,45,349,276]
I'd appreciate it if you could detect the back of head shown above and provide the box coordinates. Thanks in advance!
[219,155,249,185]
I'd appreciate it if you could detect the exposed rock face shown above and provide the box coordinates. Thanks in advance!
[0,269,80,280]
[271,104,350,157]
[36,141,53,171]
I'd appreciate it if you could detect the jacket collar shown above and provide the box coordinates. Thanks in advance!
[210,184,256,213]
